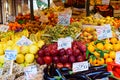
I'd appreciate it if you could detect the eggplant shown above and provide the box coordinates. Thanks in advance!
[89,65,106,70]
[60,67,71,72]
[95,72,111,79]
[56,69,67,80]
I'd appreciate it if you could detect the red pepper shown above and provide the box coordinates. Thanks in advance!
[113,70,120,78]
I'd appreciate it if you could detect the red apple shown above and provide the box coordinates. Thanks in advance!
[50,49,58,56]
[60,55,68,63]
[44,56,52,65]
[66,48,73,56]
[64,63,71,69]
[53,56,60,63]
[73,49,81,57]
[77,55,85,62]
[38,50,44,57]
[69,55,76,63]
[59,48,66,56]
[57,63,63,68]
[36,57,44,65]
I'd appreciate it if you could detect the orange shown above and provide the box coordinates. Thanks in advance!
[104,53,109,59]
[113,43,120,51]
[93,51,100,58]
[105,58,113,64]
[96,43,104,50]
[97,58,105,65]
[110,37,118,44]
[104,43,113,50]
[109,51,116,59]
[88,44,95,52]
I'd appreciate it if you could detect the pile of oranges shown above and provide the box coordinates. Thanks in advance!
[87,37,120,66]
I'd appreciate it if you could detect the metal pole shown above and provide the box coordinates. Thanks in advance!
[86,0,90,16]
[30,0,34,20]
[48,0,50,8]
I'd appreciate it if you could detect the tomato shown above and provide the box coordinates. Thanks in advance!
[43,56,52,65]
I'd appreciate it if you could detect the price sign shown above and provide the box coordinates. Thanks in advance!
[102,0,110,5]
[5,50,17,60]
[58,13,71,26]
[95,24,112,40]
[24,65,37,80]
[0,25,9,32]
[72,61,89,73]
[115,51,120,64]
[58,37,73,50]
[0,68,3,76]
[16,36,33,46]
[94,13,103,19]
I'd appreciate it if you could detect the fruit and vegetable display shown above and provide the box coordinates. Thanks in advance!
[2,6,120,79]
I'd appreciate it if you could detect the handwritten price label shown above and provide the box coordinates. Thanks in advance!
[115,51,120,64]
[0,25,9,32]
[95,24,112,40]
[58,37,73,50]
[16,36,33,46]
[5,50,17,60]
[58,13,71,26]
[72,61,89,73]
[24,65,37,80]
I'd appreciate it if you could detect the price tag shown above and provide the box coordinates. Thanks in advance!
[94,13,103,19]
[96,77,109,80]
[102,0,110,5]
[72,61,89,73]
[95,24,112,40]
[115,51,120,64]
[24,65,37,80]
[0,68,3,76]
[5,50,17,60]
[58,37,73,50]
[58,13,71,26]
[16,36,33,46]
[0,25,9,32]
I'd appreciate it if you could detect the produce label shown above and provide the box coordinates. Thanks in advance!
[16,36,33,46]
[5,50,17,60]
[0,25,9,32]
[95,24,112,40]
[102,0,110,5]
[72,61,89,73]
[58,37,73,50]
[0,68,3,75]
[24,65,37,80]
[58,13,71,26]
[115,51,120,64]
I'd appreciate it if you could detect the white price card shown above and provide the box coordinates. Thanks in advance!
[58,13,71,26]
[5,50,17,60]
[95,24,112,40]
[16,36,33,46]
[72,61,89,73]
[0,25,9,32]
[115,51,120,64]
[24,65,37,80]
[0,68,3,76]
[102,0,110,5]
[58,37,73,50]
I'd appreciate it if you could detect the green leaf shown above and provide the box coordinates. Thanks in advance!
[100,50,104,58]
[86,50,90,59]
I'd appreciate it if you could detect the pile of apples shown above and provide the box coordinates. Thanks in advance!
[36,41,86,69]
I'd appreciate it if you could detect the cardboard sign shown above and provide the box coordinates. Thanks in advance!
[95,24,112,40]
[5,50,17,60]
[16,36,33,46]
[58,37,73,50]
[24,65,37,80]
[72,61,89,73]
[115,51,120,64]
[0,25,9,32]
[58,13,71,26]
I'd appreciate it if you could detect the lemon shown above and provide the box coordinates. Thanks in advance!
[25,54,34,63]
[29,45,39,54]
[20,46,29,54]
[0,55,4,63]
[16,54,25,64]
